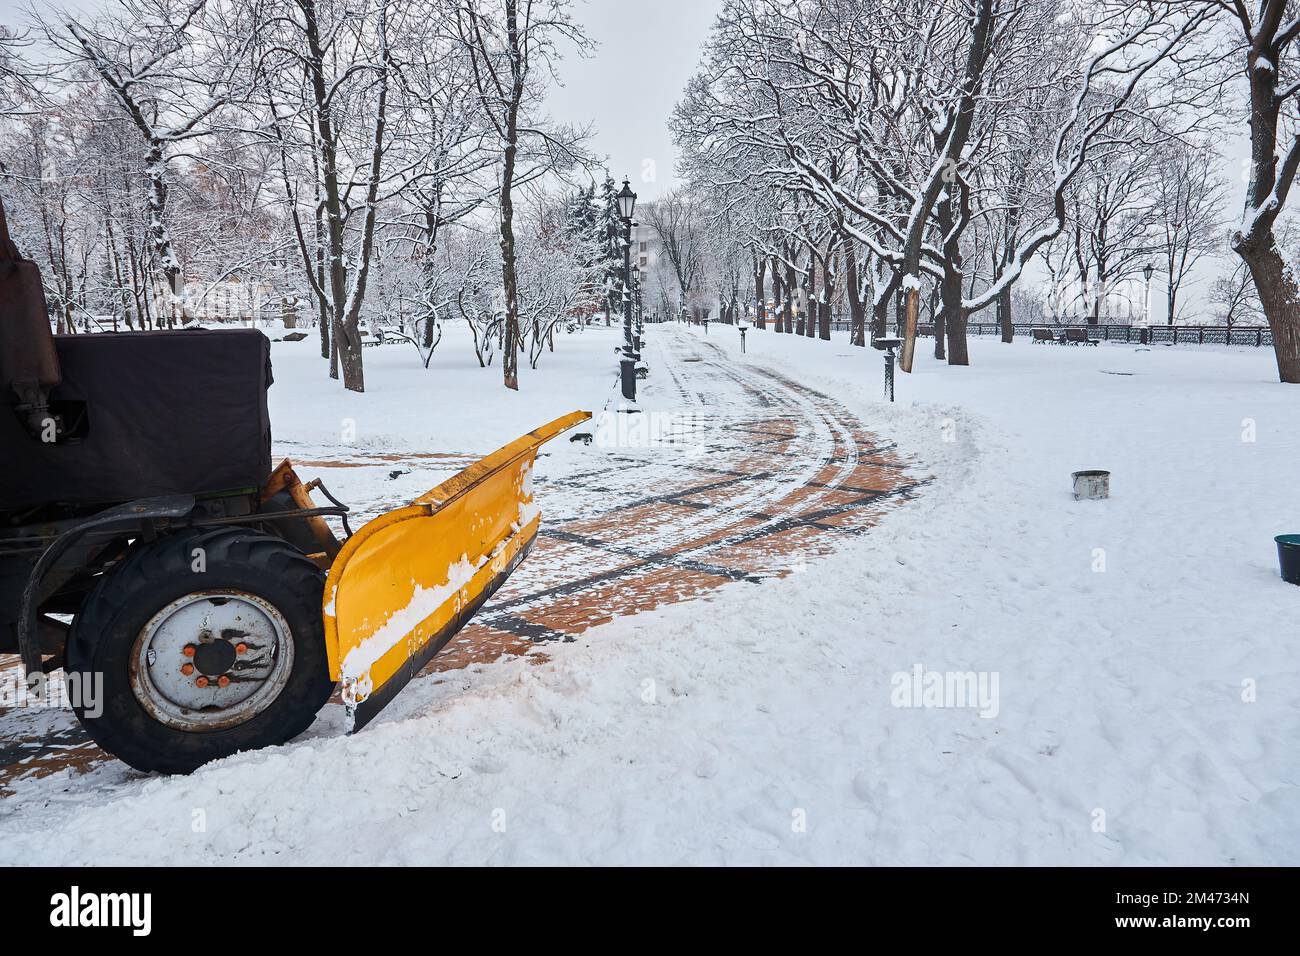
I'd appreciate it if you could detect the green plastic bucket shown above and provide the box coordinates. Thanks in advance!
[1276,534,1300,585]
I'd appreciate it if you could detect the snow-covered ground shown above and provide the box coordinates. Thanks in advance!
[1,324,1296,865]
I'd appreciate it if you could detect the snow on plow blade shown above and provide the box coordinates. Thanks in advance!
[322,411,591,731]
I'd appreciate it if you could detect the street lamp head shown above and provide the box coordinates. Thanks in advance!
[616,179,637,220]
[1143,262,1154,282]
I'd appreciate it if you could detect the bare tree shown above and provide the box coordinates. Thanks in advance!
[514,194,603,367]
[674,0,1219,365]
[0,26,43,117]
[388,15,497,365]
[1152,138,1225,323]
[1051,140,1159,325]
[1209,257,1264,328]
[641,188,705,312]
[1224,0,1300,380]
[255,0,404,391]
[52,0,254,325]
[456,0,591,390]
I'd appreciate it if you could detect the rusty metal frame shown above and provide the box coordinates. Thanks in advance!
[16,495,196,678]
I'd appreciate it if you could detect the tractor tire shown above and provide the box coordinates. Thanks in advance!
[66,527,335,774]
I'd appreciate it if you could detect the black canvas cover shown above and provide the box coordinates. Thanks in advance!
[0,328,273,510]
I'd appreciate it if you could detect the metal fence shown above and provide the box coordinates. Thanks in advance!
[963,323,1274,347]
[810,319,1273,347]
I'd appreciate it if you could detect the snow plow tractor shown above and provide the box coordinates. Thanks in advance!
[0,199,589,773]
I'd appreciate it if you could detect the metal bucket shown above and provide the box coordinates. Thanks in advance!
[1276,534,1300,585]
[1072,470,1110,500]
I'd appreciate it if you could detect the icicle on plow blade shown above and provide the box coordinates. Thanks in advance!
[322,411,591,731]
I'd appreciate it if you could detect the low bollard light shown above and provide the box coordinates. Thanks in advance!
[620,357,637,400]
[874,337,902,402]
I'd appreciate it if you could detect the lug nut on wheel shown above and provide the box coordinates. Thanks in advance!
[183,645,196,658]
[195,676,209,688]
[181,663,194,676]
[217,675,230,688]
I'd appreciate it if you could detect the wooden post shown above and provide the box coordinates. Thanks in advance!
[899,287,919,373]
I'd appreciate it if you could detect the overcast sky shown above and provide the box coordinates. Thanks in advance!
[550,0,721,198]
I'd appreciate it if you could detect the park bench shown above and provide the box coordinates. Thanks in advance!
[1031,328,1055,344]
[360,326,407,348]
[1062,327,1099,346]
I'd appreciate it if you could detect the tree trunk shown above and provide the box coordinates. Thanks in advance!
[329,315,340,380]
[303,0,362,390]
[338,319,364,388]
[772,258,784,333]
[845,243,865,346]
[871,298,888,345]
[317,294,330,357]
[1238,238,1300,382]
[802,258,815,337]
[1232,13,1300,382]
[941,265,969,366]
[998,283,1013,343]
[785,258,797,335]
[754,254,766,329]
[935,189,969,365]
[126,235,145,329]
[138,248,155,330]
[145,139,185,323]
[336,2,391,394]
[947,307,970,365]
[476,0,533,389]
[871,277,892,347]
[818,249,833,340]
[315,207,330,358]
[933,289,946,361]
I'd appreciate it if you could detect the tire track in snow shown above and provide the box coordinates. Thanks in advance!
[426,325,923,674]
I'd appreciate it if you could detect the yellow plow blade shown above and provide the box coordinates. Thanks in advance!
[322,410,591,731]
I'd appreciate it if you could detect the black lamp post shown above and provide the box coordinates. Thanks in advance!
[616,178,637,400]
[1141,262,1159,326]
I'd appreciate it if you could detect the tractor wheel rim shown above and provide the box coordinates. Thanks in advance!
[130,590,295,732]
